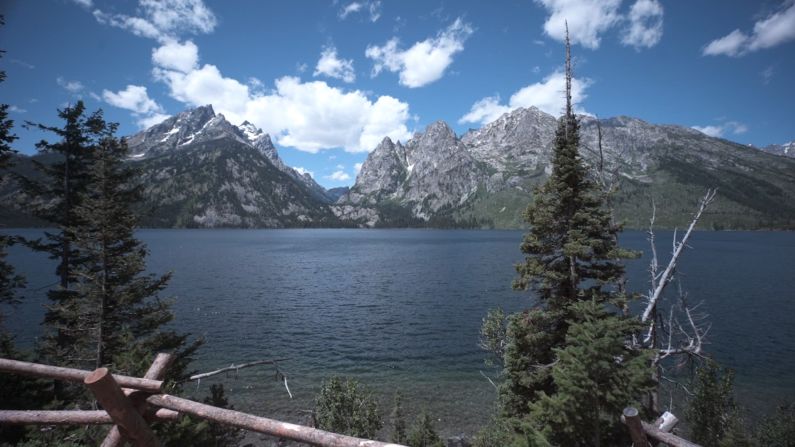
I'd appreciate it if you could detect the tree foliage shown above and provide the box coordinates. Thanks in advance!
[686,360,750,447]
[406,410,444,447]
[481,25,652,445]
[390,391,408,444]
[314,377,382,439]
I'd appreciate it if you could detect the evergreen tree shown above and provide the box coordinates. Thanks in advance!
[487,24,651,444]
[0,13,25,317]
[67,120,176,372]
[686,360,751,447]
[527,301,652,446]
[22,101,102,370]
[0,20,44,444]
[405,410,444,447]
[390,391,408,444]
[314,377,382,439]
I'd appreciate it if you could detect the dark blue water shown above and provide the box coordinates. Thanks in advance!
[3,229,794,436]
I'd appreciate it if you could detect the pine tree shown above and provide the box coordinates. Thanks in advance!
[406,410,444,447]
[68,119,176,372]
[491,24,651,444]
[0,13,25,318]
[527,301,652,446]
[22,101,102,370]
[390,391,408,444]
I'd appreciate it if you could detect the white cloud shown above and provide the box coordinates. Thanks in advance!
[691,121,748,138]
[703,29,749,57]
[354,162,363,173]
[92,0,216,42]
[460,70,592,125]
[8,105,27,114]
[9,59,35,69]
[72,0,92,7]
[339,1,381,22]
[691,125,724,138]
[536,0,622,49]
[339,2,364,19]
[137,113,170,128]
[152,40,198,73]
[102,85,163,115]
[369,1,382,22]
[622,0,663,49]
[294,167,315,178]
[703,1,795,56]
[326,170,352,181]
[761,65,775,84]
[56,77,84,93]
[314,46,356,83]
[459,96,511,126]
[366,18,473,88]
[152,45,412,153]
[102,84,167,129]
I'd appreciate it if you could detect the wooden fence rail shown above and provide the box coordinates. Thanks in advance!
[622,406,702,447]
[0,355,408,447]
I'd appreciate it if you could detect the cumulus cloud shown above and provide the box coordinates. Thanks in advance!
[366,18,473,88]
[326,170,352,181]
[622,0,663,49]
[339,1,381,22]
[294,167,315,178]
[137,113,171,128]
[56,77,84,93]
[703,1,795,56]
[314,46,356,83]
[151,43,412,153]
[92,0,216,42]
[8,105,27,114]
[535,0,664,49]
[102,85,163,115]
[536,0,622,49]
[152,40,199,72]
[460,70,592,125]
[101,84,167,128]
[691,121,748,138]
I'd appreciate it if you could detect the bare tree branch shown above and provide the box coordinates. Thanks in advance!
[641,189,717,324]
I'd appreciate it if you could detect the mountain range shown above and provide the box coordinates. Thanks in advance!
[2,105,794,230]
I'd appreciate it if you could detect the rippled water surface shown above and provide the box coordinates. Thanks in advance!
[5,229,795,436]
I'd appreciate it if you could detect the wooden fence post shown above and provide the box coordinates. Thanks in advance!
[84,368,160,447]
[623,407,650,447]
[101,353,175,447]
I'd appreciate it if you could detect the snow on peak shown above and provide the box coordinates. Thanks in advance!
[237,120,263,141]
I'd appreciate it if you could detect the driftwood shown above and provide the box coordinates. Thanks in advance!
[186,358,293,398]
[0,358,162,393]
[187,358,289,381]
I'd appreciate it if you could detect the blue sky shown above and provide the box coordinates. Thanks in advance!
[1,0,794,188]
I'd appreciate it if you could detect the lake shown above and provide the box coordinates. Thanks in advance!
[3,229,795,437]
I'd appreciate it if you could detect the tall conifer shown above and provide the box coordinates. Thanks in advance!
[494,24,652,444]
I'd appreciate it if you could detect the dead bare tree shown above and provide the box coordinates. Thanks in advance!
[638,189,717,413]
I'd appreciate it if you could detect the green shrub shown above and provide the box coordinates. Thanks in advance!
[314,377,382,439]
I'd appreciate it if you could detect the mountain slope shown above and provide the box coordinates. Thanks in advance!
[336,107,795,229]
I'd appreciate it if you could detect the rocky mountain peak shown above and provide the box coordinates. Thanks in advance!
[416,120,456,147]
[238,120,263,141]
